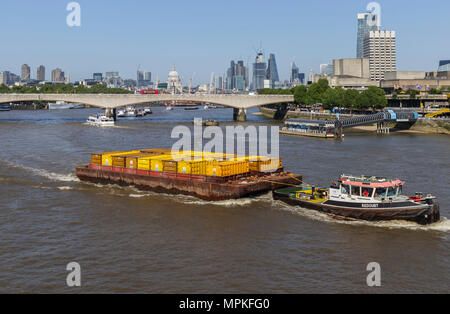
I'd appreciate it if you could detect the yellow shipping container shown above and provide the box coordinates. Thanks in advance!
[248,158,282,172]
[102,151,141,166]
[137,154,172,170]
[91,151,125,165]
[177,160,214,175]
[206,161,249,177]
[112,155,128,167]
[139,148,171,155]
[125,154,152,169]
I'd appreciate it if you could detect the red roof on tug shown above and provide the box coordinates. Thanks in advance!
[339,175,404,188]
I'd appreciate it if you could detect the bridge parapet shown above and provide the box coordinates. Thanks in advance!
[0,93,294,113]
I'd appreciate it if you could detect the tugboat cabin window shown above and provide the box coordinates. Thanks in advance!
[374,187,387,198]
[341,184,350,195]
[362,187,374,198]
[351,185,361,196]
[387,187,396,197]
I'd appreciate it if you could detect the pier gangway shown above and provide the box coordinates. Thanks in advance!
[332,109,418,138]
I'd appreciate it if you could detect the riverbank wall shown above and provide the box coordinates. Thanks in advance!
[408,119,450,135]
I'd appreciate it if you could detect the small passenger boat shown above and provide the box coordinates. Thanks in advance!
[273,175,440,225]
[86,114,115,126]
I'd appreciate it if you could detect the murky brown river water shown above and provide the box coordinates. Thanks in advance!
[0,107,448,293]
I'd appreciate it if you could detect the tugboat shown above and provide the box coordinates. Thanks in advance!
[273,174,440,225]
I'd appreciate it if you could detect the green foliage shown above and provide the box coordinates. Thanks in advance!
[254,79,388,112]
[317,78,329,92]
[258,88,292,95]
[322,88,337,109]
[407,89,421,98]
[0,83,133,94]
[293,85,307,104]
[343,89,359,112]
[305,83,325,105]
[359,86,387,110]
[428,88,442,95]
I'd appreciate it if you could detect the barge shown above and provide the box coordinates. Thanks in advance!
[280,119,338,139]
[75,149,302,201]
[76,164,302,201]
[273,175,440,225]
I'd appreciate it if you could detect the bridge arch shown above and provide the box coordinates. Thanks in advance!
[0,93,294,121]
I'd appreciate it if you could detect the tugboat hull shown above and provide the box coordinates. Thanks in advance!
[273,191,440,225]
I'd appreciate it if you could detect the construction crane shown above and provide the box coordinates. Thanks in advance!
[209,72,215,94]
[188,72,195,94]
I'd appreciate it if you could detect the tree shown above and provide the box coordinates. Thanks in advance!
[334,87,346,108]
[305,82,324,106]
[293,85,307,105]
[317,78,329,93]
[322,88,337,109]
[0,84,10,93]
[356,90,371,111]
[343,89,359,115]
[361,86,387,111]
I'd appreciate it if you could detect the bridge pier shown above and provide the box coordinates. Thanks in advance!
[377,122,390,134]
[233,108,247,122]
[334,121,343,139]
[105,108,117,121]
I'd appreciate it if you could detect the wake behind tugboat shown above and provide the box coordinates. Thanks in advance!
[273,174,440,225]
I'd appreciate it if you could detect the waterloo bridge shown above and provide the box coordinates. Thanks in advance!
[0,93,295,121]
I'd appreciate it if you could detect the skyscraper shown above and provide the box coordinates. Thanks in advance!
[21,64,31,81]
[438,60,450,72]
[37,65,45,81]
[252,52,266,90]
[290,62,299,83]
[215,76,223,91]
[320,64,334,75]
[105,71,119,78]
[0,71,9,85]
[298,73,305,85]
[266,53,279,86]
[144,72,151,81]
[363,30,397,81]
[226,60,247,91]
[51,68,65,82]
[357,12,379,58]
[1,71,20,85]
[93,73,103,82]
[137,71,144,87]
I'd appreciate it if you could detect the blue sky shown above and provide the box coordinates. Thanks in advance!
[0,0,449,84]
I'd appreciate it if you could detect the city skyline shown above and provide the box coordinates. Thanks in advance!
[0,0,449,84]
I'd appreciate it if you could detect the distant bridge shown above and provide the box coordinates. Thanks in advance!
[0,93,294,121]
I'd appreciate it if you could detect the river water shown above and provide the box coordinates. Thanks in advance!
[0,107,448,293]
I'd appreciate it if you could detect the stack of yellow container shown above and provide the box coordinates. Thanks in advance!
[206,161,250,177]
[91,151,123,165]
[90,149,282,176]
[177,159,215,175]
[137,154,174,171]
[234,155,282,172]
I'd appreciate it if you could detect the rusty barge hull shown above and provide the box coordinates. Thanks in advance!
[76,164,303,201]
